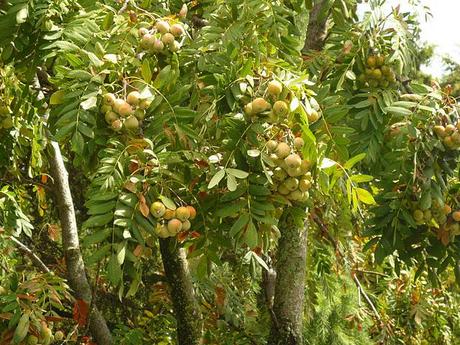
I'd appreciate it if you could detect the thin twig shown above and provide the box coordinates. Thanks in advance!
[118,0,130,14]
[354,269,388,277]
[10,236,50,273]
[352,273,381,321]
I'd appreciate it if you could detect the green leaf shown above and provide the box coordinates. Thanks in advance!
[251,252,269,271]
[319,158,336,169]
[159,195,176,210]
[83,213,113,229]
[107,254,122,285]
[226,168,249,179]
[86,244,111,265]
[350,174,373,183]
[208,169,225,189]
[229,213,250,237]
[356,188,376,205]
[227,174,237,192]
[243,221,258,248]
[385,106,412,116]
[80,96,98,110]
[142,59,152,83]
[50,90,66,105]
[82,228,112,246]
[344,153,366,170]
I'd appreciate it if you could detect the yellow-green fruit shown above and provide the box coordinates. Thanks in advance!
[444,136,454,148]
[134,109,145,120]
[299,179,312,192]
[155,20,170,34]
[277,184,290,195]
[300,160,311,173]
[40,326,52,345]
[163,209,175,220]
[167,219,183,235]
[251,97,271,113]
[445,124,456,134]
[267,80,283,97]
[119,103,134,118]
[127,91,141,105]
[273,101,288,116]
[141,34,155,49]
[424,210,432,221]
[443,204,452,215]
[266,140,278,152]
[124,115,139,130]
[294,137,304,150]
[376,55,385,66]
[54,331,64,341]
[453,211,460,222]
[286,166,302,177]
[452,132,460,144]
[27,335,39,345]
[275,142,291,159]
[367,56,376,68]
[138,27,149,37]
[186,206,197,220]
[176,206,191,221]
[101,104,112,113]
[372,68,382,79]
[381,65,391,76]
[103,93,116,105]
[307,110,320,123]
[365,68,373,77]
[105,111,119,124]
[182,219,191,231]
[0,286,7,295]
[161,33,175,46]
[1,117,13,129]
[169,40,181,52]
[368,80,379,88]
[150,202,166,218]
[434,125,446,138]
[285,177,299,191]
[413,209,424,221]
[450,222,460,235]
[112,99,126,114]
[152,39,165,52]
[273,167,287,181]
[170,23,185,37]
[244,103,253,116]
[284,153,302,169]
[139,99,152,110]
[155,224,170,238]
[111,119,123,132]
[289,190,303,201]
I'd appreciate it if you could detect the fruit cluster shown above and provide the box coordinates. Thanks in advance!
[24,323,65,345]
[357,55,396,89]
[243,80,320,124]
[138,20,185,54]
[434,122,460,149]
[150,201,196,238]
[101,91,151,132]
[412,200,460,237]
[265,136,312,202]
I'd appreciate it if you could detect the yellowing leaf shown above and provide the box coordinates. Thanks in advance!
[356,188,376,205]
[50,90,66,105]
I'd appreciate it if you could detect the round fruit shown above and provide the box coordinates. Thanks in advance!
[182,219,191,231]
[134,109,145,120]
[54,331,64,341]
[273,167,287,181]
[161,33,175,45]
[277,184,290,195]
[452,132,460,144]
[163,209,175,220]
[167,219,183,235]
[445,124,456,134]
[300,160,311,173]
[103,93,116,105]
[138,27,149,37]
[186,206,197,220]
[118,102,134,117]
[367,56,376,68]
[155,20,170,34]
[139,99,152,110]
[127,91,141,105]
[434,125,446,138]
[111,119,123,131]
[112,99,126,114]
[169,40,181,52]
[2,117,13,129]
[372,68,382,79]
[26,335,39,345]
[105,111,119,124]
[266,140,278,152]
[413,209,424,221]
[267,80,283,97]
[176,206,191,221]
[244,103,253,116]
[299,179,311,192]
[275,142,290,159]
[381,65,391,76]
[284,153,301,169]
[141,34,155,49]
[251,97,271,113]
[0,286,7,295]
[155,224,170,238]
[376,55,385,66]
[124,115,139,130]
[294,137,304,150]
[150,202,166,218]
[170,24,185,37]
[152,39,165,52]
[286,167,302,177]
[443,136,454,148]
[307,110,319,123]
[443,204,452,215]
[101,104,112,113]
[289,190,303,201]
[453,211,460,222]
[285,177,299,191]
[424,210,432,221]
[273,101,288,116]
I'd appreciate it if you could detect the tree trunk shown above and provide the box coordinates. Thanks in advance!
[268,210,308,345]
[48,141,112,345]
[302,0,330,53]
[159,238,202,345]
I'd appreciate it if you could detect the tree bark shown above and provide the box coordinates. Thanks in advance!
[268,210,308,345]
[302,0,330,53]
[159,238,202,345]
[48,141,112,345]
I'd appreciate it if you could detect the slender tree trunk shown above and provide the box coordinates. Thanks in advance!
[268,211,308,345]
[302,0,330,53]
[159,238,202,345]
[48,141,112,345]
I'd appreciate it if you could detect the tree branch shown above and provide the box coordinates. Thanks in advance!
[10,236,50,274]
[303,0,331,53]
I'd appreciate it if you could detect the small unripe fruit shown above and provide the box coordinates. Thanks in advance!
[443,204,452,215]
[111,119,123,131]
[285,177,299,191]
[141,33,155,49]
[118,102,134,117]
[413,209,424,221]
[423,210,432,221]
[170,24,185,37]
[244,103,253,116]
[163,209,175,220]
[54,331,64,341]
[299,178,311,192]
[101,104,112,113]
[300,160,311,173]
[381,65,391,76]
[453,211,460,222]
[150,202,166,218]
[273,167,287,181]
[289,190,303,201]
[155,20,170,34]
[445,124,456,134]
[103,93,116,105]
[134,109,145,120]
[452,132,460,144]
[176,206,191,221]
[367,56,376,68]
[124,115,139,130]
[372,68,382,79]
[138,27,149,37]
[167,218,183,235]
[26,335,39,345]
[276,142,290,159]
[307,110,320,123]
[284,153,302,169]
[105,111,119,124]
[444,136,454,148]
[161,33,175,45]
[273,101,288,116]
[127,91,141,105]
[251,97,271,113]
[266,140,278,152]
[182,219,191,231]
[139,99,152,110]
[267,80,283,97]
[376,55,385,66]
[294,137,304,150]
[287,166,302,177]
[152,39,165,52]
[278,184,290,195]
[186,206,197,220]
[169,40,181,52]
[112,99,126,114]
[434,125,446,138]
[155,224,170,238]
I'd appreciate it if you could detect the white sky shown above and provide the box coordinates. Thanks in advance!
[358,0,460,78]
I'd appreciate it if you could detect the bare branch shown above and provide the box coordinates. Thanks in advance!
[9,236,50,274]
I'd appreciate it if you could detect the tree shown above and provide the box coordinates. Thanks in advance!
[0,0,459,344]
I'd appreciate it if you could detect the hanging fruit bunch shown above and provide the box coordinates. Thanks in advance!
[433,121,460,149]
[100,91,152,132]
[150,201,196,238]
[357,54,396,89]
[138,19,186,54]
